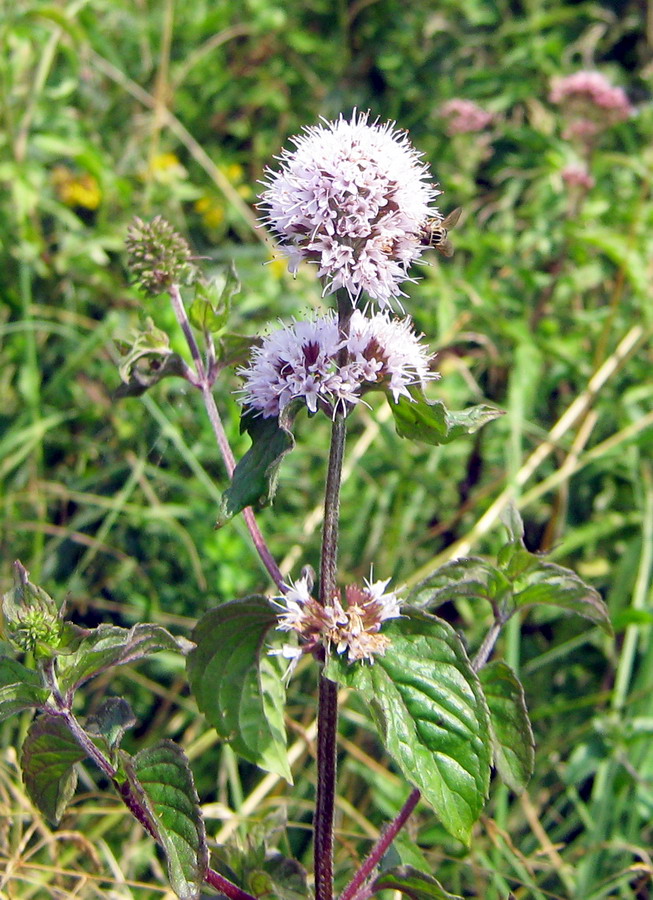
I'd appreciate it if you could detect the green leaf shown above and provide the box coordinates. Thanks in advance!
[325,611,491,844]
[126,741,208,900]
[86,697,137,751]
[216,406,297,525]
[478,661,534,792]
[115,317,189,398]
[0,683,49,722]
[187,598,291,781]
[408,558,510,611]
[188,264,240,333]
[57,623,188,698]
[409,510,611,635]
[391,386,503,446]
[512,559,612,632]
[21,715,85,824]
[372,865,464,899]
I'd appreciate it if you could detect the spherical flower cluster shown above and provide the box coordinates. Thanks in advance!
[271,571,403,673]
[440,99,494,135]
[238,309,437,418]
[550,71,632,138]
[259,110,439,309]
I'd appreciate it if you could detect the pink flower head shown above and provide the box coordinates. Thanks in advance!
[440,99,494,135]
[259,110,439,309]
[271,570,403,671]
[238,309,438,419]
[561,163,595,191]
[550,71,632,133]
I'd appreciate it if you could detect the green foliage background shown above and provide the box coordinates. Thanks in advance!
[1,0,652,897]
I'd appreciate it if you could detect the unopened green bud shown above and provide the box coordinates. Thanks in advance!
[2,561,63,655]
[126,216,194,296]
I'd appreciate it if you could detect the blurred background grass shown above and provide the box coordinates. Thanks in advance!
[1,0,652,897]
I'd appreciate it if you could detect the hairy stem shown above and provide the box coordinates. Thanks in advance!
[168,282,285,591]
[315,410,347,900]
[340,789,421,900]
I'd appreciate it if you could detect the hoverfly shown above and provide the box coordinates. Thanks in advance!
[419,207,462,258]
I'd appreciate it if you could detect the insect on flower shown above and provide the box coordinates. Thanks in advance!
[419,207,462,258]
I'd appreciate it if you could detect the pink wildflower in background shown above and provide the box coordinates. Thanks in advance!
[239,309,437,418]
[440,99,493,135]
[550,71,632,138]
[259,110,439,309]
[561,163,595,190]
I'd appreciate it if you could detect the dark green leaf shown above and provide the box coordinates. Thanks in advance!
[187,598,290,781]
[216,406,296,525]
[391,386,502,446]
[0,682,49,722]
[408,558,510,611]
[512,560,611,632]
[325,611,491,844]
[214,332,258,373]
[86,697,137,751]
[21,715,85,824]
[126,741,208,900]
[479,661,534,792]
[0,656,42,688]
[57,623,189,697]
[372,865,464,899]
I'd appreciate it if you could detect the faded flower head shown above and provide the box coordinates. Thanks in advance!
[126,216,194,296]
[440,99,494,135]
[238,308,437,418]
[549,71,632,138]
[271,571,403,673]
[259,110,439,309]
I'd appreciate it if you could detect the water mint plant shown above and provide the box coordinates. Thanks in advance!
[1,111,611,900]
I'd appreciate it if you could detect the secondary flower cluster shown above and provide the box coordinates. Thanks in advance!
[259,110,440,308]
[271,571,403,672]
[550,70,632,139]
[440,99,493,135]
[239,309,437,418]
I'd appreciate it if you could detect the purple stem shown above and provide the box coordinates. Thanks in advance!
[339,789,421,900]
[168,283,285,592]
[44,665,257,900]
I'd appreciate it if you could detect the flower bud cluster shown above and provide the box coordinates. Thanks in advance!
[272,572,403,673]
[126,216,194,296]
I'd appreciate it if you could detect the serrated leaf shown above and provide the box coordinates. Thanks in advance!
[372,865,463,899]
[187,598,290,781]
[478,661,534,792]
[513,560,611,632]
[0,683,49,722]
[391,386,502,446]
[216,406,296,525]
[21,715,85,824]
[408,558,509,611]
[325,611,491,844]
[126,741,208,900]
[57,623,188,698]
